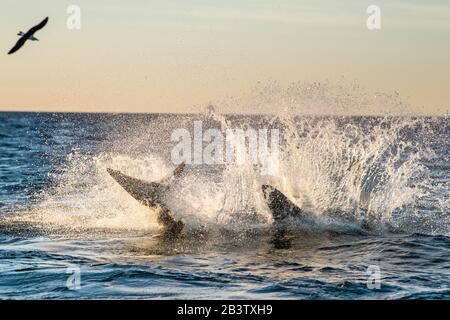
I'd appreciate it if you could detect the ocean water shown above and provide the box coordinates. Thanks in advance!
[0,112,449,299]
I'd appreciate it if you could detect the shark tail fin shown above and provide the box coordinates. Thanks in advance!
[106,162,187,205]
[106,165,186,238]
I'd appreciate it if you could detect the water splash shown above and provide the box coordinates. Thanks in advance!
[2,82,448,237]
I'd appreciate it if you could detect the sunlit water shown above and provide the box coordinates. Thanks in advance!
[0,112,448,299]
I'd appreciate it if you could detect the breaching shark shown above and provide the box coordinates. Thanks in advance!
[107,165,307,238]
[107,163,186,239]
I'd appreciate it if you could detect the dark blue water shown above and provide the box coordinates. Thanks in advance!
[0,112,449,299]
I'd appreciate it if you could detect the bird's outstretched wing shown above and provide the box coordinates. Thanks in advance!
[27,17,49,35]
[8,37,27,55]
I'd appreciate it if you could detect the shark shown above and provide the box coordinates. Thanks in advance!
[107,163,186,239]
[107,164,309,238]
[261,184,312,226]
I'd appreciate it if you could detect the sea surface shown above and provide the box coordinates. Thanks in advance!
[0,112,449,299]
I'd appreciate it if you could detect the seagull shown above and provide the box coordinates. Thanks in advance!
[8,17,49,55]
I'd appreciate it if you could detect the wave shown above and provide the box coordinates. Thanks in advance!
[1,82,448,238]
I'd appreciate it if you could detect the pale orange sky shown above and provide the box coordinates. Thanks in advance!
[0,0,449,115]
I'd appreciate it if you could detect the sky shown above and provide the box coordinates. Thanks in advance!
[0,0,449,114]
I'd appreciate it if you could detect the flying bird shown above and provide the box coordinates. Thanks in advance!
[8,17,49,55]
